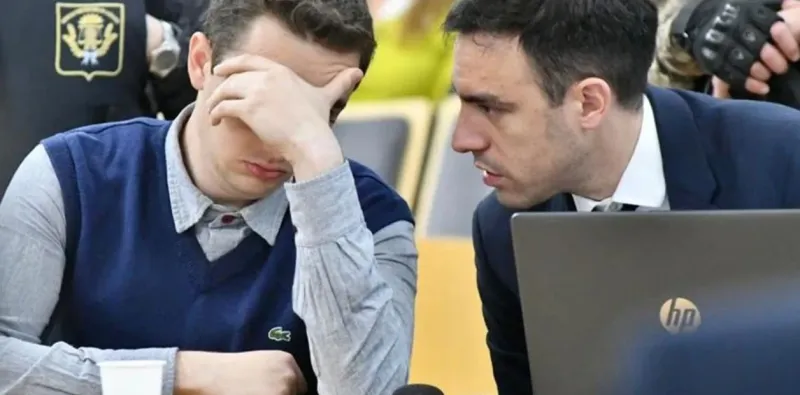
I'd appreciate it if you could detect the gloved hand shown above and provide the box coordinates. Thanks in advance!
[711,0,800,98]
[681,0,799,96]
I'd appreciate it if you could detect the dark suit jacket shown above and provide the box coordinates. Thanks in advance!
[472,86,800,394]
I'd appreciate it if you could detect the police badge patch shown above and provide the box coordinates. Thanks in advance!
[55,2,125,81]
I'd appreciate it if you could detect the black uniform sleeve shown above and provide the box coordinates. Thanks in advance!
[145,0,209,119]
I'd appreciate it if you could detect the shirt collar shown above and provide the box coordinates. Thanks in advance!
[165,103,287,244]
[573,95,667,212]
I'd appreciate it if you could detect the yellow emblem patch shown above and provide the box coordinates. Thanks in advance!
[55,2,125,81]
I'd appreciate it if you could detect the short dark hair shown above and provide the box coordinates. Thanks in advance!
[203,0,376,73]
[444,0,658,109]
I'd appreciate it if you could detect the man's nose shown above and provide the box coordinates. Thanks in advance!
[451,123,488,154]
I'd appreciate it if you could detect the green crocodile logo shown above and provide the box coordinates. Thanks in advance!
[268,326,292,342]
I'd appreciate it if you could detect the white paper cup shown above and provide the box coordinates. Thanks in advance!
[98,360,165,395]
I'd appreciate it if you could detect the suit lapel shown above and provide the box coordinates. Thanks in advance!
[647,87,719,210]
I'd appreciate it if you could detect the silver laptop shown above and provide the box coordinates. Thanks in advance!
[510,210,800,395]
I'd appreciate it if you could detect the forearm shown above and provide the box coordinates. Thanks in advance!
[145,4,200,118]
[0,146,180,395]
[0,337,177,395]
[0,231,180,395]
[285,164,416,395]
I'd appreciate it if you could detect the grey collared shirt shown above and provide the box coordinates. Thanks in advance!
[0,106,418,395]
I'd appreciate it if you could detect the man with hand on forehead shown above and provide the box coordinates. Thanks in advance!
[0,1,417,395]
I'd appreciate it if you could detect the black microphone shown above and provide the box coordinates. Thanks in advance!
[392,384,445,395]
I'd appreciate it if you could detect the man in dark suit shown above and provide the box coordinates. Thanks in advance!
[442,0,800,393]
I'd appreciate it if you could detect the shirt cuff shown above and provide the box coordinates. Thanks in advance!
[284,161,364,246]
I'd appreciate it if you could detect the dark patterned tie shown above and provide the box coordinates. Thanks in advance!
[592,203,639,212]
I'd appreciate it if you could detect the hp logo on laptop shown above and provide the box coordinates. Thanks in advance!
[659,298,701,334]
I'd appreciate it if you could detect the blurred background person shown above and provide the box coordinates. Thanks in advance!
[648,0,708,90]
[0,0,207,194]
[354,0,454,102]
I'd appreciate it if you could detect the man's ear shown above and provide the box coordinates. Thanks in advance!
[187,32,212,90]
[568,77,613,131]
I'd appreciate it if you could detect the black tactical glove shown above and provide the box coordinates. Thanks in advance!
[672,0,784,91]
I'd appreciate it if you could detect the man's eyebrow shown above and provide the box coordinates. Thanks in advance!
[459,92,516,110]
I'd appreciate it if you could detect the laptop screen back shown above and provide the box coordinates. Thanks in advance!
[510,210,800,395]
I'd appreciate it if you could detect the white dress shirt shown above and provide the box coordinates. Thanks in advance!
[573,96,671,212]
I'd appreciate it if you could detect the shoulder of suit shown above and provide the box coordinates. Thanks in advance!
[729,101,800,150]
[474,191,546,238]
[680,91,800,141]
[667,92,800,176]
[475,192,509,225]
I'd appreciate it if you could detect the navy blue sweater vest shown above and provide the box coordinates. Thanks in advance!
[42,118,414,392]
